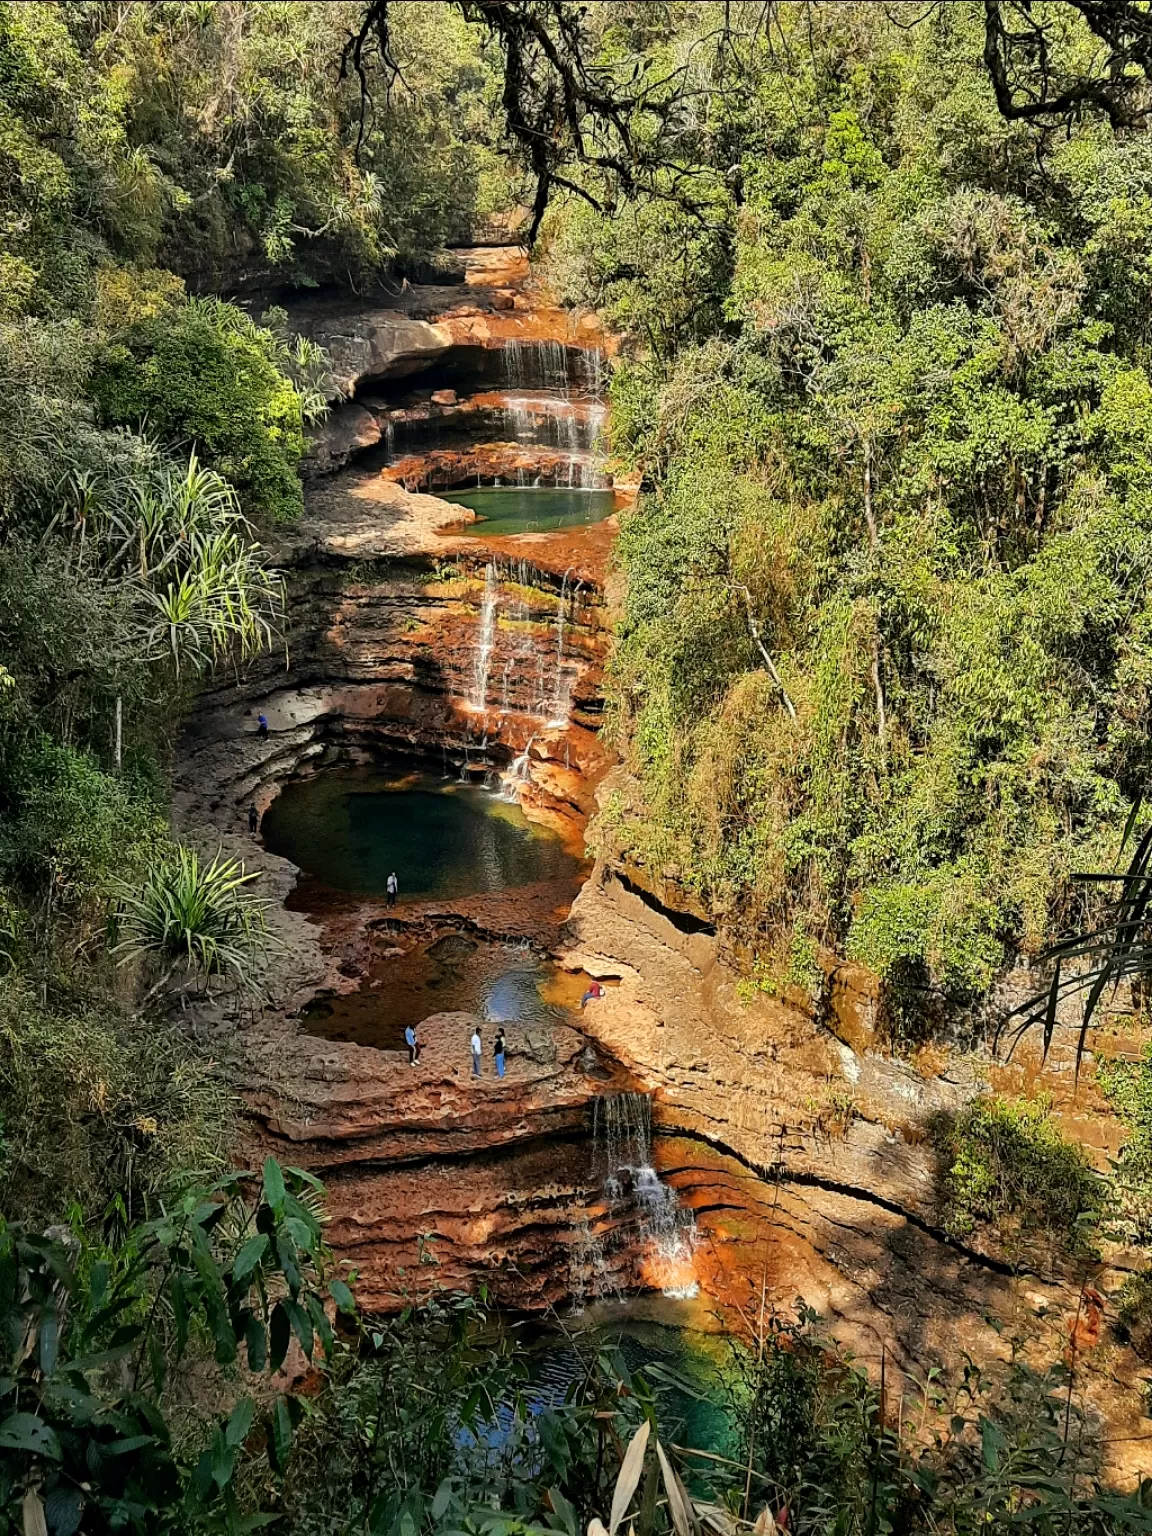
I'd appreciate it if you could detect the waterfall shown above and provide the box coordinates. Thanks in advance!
[499,734,536,802]
[500,657,513,713]
[574,1092,698,1302]
[549,569,571,724]
[580,348,606,398]
[468,563,498,713]
[548,570,577,726]
[500,339,573,395]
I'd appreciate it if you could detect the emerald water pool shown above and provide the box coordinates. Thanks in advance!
[262,771,583,898]
[440,486,618,536]
[469,1306,741,1481]
[532,1311,738,1459]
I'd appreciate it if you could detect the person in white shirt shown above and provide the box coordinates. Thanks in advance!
[471,1027,482,1077]
[386,871,398,907]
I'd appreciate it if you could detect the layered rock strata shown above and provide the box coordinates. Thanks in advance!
[179,244,1150,1478]
[561,860,1150,1476]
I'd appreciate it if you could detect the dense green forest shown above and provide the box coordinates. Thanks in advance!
[5,2,1152,1532]
[544,4,1152,1025]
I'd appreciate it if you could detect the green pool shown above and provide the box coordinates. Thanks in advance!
[441,486,618,536]
[262,771,583,898]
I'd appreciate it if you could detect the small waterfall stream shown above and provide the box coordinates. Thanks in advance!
[571,1091,699,1305]
[549,568,573,725]
[468,562,498,712]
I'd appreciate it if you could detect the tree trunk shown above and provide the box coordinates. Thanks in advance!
[871,632,887,754]
[734,585,797,720]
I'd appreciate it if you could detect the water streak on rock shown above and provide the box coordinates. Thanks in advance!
[571,1091,699,1303]
[468,562,498,713]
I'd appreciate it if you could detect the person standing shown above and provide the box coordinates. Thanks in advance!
[386,871,398,907]
[405,1023,419,1067]
[248,803,259,836]
[470,1026,482,1077]
[257,713,269,737]
[494,1027,506,1079]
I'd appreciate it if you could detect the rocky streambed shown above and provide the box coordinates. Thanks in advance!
[175,247,1150,1475]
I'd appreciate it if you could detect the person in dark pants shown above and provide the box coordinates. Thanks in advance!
[405,1024,419,1066]
[257,713,269,737]
[248,804,259,835]
[471,1026,482,1077]
[494,1027,506,1079]
[386,871,398,907]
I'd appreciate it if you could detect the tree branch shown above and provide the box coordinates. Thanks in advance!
[731,584,796,720]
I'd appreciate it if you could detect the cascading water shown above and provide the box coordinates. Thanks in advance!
[571,1092,698,1303]
[499,733,536,803]
[468,563,498,713]
[548,569,572,726]
[501,339,574,395]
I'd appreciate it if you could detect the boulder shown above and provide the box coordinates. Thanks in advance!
[290,305,455,398]
[303,402,382,477]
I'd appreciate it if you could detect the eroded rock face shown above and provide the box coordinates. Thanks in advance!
[236,995,610,1311]
[559,861,1150,1477]
[303,402,383,476]
[178,476,614,845]
[178,243,1150,1480]
[285,244,612,403]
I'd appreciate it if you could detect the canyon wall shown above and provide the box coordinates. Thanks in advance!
[176,246,1149,1477]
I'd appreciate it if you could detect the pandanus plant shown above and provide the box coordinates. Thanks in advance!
[114,845,273,996]
[51,452,284,678]
[588,1420,786,1536]
[1001,800,1152,1075]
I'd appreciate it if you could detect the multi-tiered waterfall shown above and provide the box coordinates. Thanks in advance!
[412,338,611,751]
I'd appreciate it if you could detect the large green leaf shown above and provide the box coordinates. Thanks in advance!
[0,1412,62,1459]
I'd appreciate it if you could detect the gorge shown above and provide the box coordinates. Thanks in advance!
[173,245,1149,1474]
[10,5,1152,1526]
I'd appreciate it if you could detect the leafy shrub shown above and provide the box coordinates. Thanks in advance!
[0,737,165,919]
[1113,1269,1152,1361]
[0,1160,348,1534]
[0,972,231,1224]
[91,297,309,522]
[933,1095,1106,1257]
[1097,1042,1152,1242]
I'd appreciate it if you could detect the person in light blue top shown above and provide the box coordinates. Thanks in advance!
[405,1024,419,1066]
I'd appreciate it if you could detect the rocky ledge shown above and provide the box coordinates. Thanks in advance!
[559,858,1150,1479]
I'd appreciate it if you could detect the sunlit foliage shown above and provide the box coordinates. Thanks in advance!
[556,4,1152,1016]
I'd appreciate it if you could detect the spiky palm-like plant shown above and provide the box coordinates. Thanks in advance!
[142,529,282,675]
[1002,804,1152,1075]
[52,452,284,676]
[114,846,273,992]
